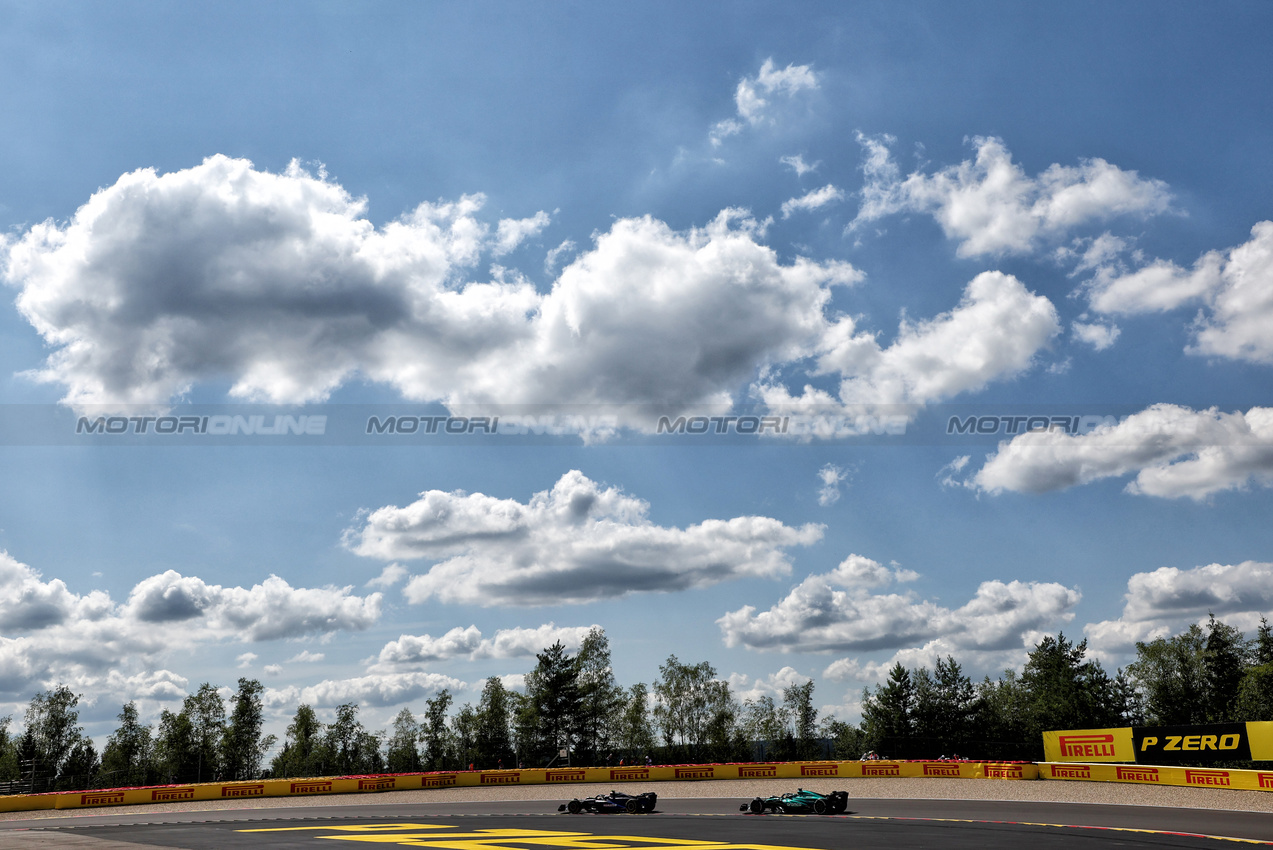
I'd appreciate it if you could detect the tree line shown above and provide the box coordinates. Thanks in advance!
[2,618,1270,792]
[855,615,1273,762]
[0,679,273,793]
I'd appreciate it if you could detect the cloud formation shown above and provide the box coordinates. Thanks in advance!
[4,157,881,428]
[371,623,597,670]
[1085,560,1273,652]
[816,464,848,506]
[711,59,819,145]
[266,672,465,710]
[851,135,1173,257]
[0,551,380,700]
[1085,221,1273,364]
[345,470,824,606]
[756,271,1061,415]
[968,404,1273,499]
[781,185,844,219]
[719,554,1079,655]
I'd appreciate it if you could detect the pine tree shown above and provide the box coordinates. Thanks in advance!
[527,642,581,765]
[861,663,913,755]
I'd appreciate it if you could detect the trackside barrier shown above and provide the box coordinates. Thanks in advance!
[1044,721,1273,763]
[1040,762,1273,793]
[0,760,1036,814]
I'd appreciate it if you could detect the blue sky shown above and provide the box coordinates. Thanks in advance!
[1,1,1271,741]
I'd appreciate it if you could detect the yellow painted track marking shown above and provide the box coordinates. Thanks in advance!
[237,818,1273,848]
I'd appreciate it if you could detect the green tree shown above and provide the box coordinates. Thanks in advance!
[739,695,785,759]
[616,684,655,763]
[270,704,327,778]
[60,737,99,790]
[652,655,734,761]
[782,681,818,759]
[575,628,624,764]
[154,707,198,783]
[820,717,865,760]
[1203,615,1250,723]
[912,657,976,756]
[451,704,478,769]
[326,703,383,774]
[526,641,581,765]
[99,702,153,788]
[0,715,18,781]
[1128,625,1208,725]
[474,677,514,768]
[972,671,1032,759]
[24,685,92,789]
[1020,634,1125,749]
[386,708,422,773]
[221,679,275,780]
[185,683,226,782]
[507,690,535,768]
[1255,618,1273,666]
[421,690,453,771]
[1237,618,1273,723]
[861,663,914,755]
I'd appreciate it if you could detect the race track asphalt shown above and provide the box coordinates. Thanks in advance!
[2,794,1272,849]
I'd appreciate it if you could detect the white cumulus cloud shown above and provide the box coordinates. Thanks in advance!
[756,271,1061,416]
[719,553,1079,655]
[344,470,824,606]
[968,404,1273,499]
[1086,221,1273,365]
[1085,561,1273,652]
[372,623,597,670]
[1071,320,1121,351]
[3,157,878,430]
[850,135,1173,257]
[0,551,381,701]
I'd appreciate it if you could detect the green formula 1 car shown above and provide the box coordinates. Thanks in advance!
[741,788,849,814]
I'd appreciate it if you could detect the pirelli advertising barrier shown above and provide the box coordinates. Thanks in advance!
[0,760,1035,814]
[1044,721,1273,764]
[1041,762,1273,793]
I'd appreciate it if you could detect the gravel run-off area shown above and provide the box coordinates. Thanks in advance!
[3,777,1273,823]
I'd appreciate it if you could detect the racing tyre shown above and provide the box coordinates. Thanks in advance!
[748,798,765,814]
[625,798,640,813]
[812,799,828,815]
[567,800,582,814]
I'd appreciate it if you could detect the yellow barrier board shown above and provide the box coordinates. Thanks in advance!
[1040,761,1273,792]
[1045,722,1273,763]
[0,760,1037,814]
[1043,727,1136,763]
